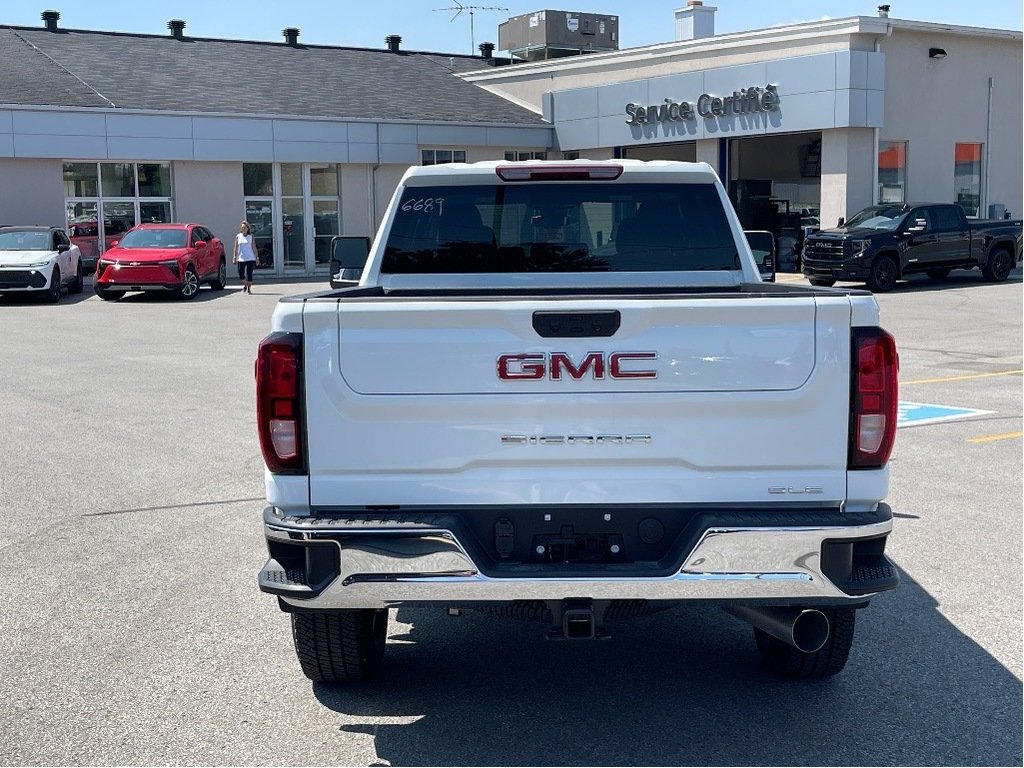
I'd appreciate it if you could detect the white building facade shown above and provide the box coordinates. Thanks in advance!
[464,11,1022,234]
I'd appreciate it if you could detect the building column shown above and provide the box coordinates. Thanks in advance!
[695,139,720,176]
[820,128,875,228]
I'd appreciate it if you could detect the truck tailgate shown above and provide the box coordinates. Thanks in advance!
[303,295,853,506]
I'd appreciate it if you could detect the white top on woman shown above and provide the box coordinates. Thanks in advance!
[235,233,257,262]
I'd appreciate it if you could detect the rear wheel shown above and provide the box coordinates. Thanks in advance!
[179,266,200,299]
[867,254,899,292]
[754,607,856,679]
[210,258,227,291]
[981,247,1013,282]
[808,277,836,287]
[44,266,62,304]
[69,260,84,294]
[926,268,951,280]
[291,610,388,683]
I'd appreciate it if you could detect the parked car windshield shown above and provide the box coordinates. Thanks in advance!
[844,205,909,231]
[382,182,739,274]
[0,230,51,250]
[117,228,188,248]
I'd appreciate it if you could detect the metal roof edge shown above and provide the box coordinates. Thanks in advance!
[0,102,551,128]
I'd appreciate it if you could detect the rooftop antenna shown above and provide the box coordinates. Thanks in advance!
[434,1,508,54]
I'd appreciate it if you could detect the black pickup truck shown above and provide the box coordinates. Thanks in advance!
[802,202,1022,292]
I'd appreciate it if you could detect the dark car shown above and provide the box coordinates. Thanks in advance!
[93,223,227,301]
[802,202,1021,292]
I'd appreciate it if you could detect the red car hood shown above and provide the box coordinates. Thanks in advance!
[104,247,189,261]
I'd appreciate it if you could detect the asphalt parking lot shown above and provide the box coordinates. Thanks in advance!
[1,269,1021,766]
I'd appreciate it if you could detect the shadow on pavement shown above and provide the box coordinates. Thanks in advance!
[313,565,1022,766]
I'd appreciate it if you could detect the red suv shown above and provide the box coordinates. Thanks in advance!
[94,223,227,301]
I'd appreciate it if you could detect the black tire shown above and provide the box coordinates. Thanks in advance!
[69,260,84,294]
[867,254,899,292]
[95,286,125,301]
[926,268,951,280]
[291,609,388,683]
[179,265,200,299]
[981,247,1013,283]
[44,266,62,304]
[754,607,856,679]
[210,258,227,291]
[808,277,836,287]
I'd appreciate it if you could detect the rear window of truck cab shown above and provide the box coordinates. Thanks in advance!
[382,183,739,274]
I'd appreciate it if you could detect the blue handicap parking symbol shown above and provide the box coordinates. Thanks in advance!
[897,401,992,428]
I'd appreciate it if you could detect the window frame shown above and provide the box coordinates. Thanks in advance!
[876,140,908,205]
[421,148,468,166]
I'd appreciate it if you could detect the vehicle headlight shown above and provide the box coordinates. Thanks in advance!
[27,259,53,268]
[850,240,870,255]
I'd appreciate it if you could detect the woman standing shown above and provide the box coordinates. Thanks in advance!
[233,221,257,294]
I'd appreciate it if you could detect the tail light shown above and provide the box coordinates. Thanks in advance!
[849,328,898,469]
[496,164,623,182]
[256,332,306,474]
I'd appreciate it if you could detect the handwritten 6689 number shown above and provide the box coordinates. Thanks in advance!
[401,197,446,215]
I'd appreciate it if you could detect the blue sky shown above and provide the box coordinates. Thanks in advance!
[3,1,1021,54]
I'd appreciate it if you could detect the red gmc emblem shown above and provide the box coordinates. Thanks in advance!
[497,352,658,380]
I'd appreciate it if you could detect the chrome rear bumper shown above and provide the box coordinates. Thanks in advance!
[260,505,897,610]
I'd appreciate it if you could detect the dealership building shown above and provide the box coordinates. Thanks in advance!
[0,5,1020,276]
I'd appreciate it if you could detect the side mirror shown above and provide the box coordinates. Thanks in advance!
[744,231,776,283]
[193,240,206,247]
[330,236,371,288]
[56,243,70,253]
[108,239,120,249]
[837,217,846,227]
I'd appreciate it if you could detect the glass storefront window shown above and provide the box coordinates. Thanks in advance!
[310,164,339,196]
[63,163,98,197]
[101,163,136,197]
[877,141,907,204]
[504,151,547,161]
[954,143,982,217]
[313,200,339,266]
[282,197,305,269]
[243,163,273,196]
[140,201,172,223]
[245,201,275,269]
[281,164,303,196]
[421,149,466,165]
[102,202,138,241]
[66,201,99,262]
[138,163,171,197]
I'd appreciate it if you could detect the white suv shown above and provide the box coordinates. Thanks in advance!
[0,226,84,303]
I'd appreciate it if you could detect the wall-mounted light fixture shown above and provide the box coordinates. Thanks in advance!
[928,47,948,59]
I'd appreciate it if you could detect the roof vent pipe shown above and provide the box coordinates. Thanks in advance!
[41,10,60,31]
[168,19,186,39]
[478,41,495,59]
[675,1,716,42]
[877,4,890,17]
[385,34,402,53]
[283,27,300,46]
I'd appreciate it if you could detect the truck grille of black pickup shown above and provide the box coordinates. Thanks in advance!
[804,240,848,261]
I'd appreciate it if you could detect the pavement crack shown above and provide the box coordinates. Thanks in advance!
[82,497,265,518]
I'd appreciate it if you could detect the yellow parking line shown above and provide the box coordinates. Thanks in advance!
[901,370,1023,386]
[967,431,1023,445]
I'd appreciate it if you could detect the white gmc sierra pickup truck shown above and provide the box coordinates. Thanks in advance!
[256,160,899,683]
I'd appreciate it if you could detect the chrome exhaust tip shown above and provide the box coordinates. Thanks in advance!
[725,605,830,653]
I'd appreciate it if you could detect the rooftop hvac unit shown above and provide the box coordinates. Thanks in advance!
[498,10,619,61]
